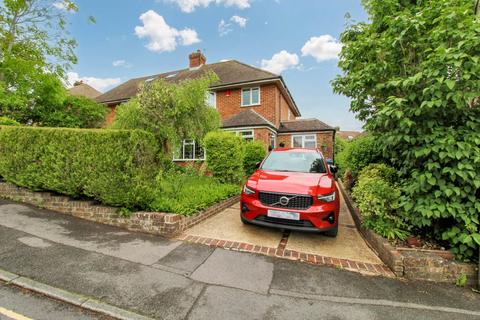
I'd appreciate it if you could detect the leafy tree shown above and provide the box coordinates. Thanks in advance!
[111,72,221,152]
[333,0,480,259]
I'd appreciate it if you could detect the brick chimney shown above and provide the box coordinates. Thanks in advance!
[189,50,206,69]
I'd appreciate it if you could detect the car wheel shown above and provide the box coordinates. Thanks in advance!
[324,224,338,237]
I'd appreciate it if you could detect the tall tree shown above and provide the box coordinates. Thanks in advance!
[333,0,480,259]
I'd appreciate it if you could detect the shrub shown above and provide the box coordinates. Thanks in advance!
[0,126,159,209]
[39,95,108,128]
[352,165,408,240]
[150,171,239,215]
[243,141,267,175]
[0,116,20,126]
[336,135,382,179]
[358,163,397,183]
[204,131,245,184]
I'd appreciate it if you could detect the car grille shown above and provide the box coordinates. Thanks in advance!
[255,216,314,228]
[258,192,313,210]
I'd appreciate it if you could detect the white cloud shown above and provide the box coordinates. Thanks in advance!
[165,0,250,13]
[218,19,233,37]
[231,15,247,28]
[112,60,132,68]
[67,72,121,92]
[53,1,76,12]
[261,50,299,74]
[301,35,342,62]
[135,10,200,53]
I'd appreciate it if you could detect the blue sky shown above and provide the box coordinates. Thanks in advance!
[66,0,367,131]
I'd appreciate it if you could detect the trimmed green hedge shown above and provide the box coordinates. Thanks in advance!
[243,141,267,175]
[0,116,20,126]
[204,131,245,184]
[0,126,159,208]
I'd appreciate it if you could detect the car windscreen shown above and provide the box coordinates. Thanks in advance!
[261,151,326,173]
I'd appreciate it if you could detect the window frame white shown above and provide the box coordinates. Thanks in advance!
[234,129,254,141]
[291,134,317,149]
[206,91,216,108]
[241,87,261,107]
[173,139,206,161]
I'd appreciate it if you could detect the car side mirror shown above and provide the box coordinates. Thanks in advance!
[255,161,262,169]
[326,158,334,165]
[329,165,338,174]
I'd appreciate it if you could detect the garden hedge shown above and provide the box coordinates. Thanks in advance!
[243,141,267,175]
[0,126,159,208]
[204,131,245,184]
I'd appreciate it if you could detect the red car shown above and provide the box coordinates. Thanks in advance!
[240,148,340,237]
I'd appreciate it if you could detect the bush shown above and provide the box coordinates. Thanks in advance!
[336,135,382,179]
[352,165,408,240]
[0,116,20,126]
[151,170,239,215]
[243,141,267,175]
[39,95,108,128]
[0,126,158,209]
[204,131,245,184]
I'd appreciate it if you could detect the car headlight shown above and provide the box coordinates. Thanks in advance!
[318,192,336,202]
[243,185,256,195]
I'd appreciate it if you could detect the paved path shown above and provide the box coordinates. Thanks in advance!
[0,199,479,319]
[0,283,107,320]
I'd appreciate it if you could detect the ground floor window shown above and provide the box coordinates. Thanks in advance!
[234,130,254,142]
[292,134,317,148]
[173,139,205,161]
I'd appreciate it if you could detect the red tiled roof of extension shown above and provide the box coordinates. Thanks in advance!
[278,118,334,133]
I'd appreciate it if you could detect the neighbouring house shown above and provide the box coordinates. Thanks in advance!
[68,81,102,99]
[96,50,336,162]
[337,131,362,141]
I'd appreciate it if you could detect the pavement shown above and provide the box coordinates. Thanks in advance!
[0,199,479,319]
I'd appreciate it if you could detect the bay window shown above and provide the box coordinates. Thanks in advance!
[173,139,205,161]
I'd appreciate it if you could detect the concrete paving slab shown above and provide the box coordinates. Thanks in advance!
[0,202,180,265]
[154,243,214,273]
[190,249,274,294]
[185,207,283,248]
[0,225,204,320]
[187,285,480,320]
[270,259,480,312]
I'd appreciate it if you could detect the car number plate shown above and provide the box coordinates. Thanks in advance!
[267,210,300,221]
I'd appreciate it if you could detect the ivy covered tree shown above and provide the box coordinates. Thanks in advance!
[111,72,221,153]
[333,0,480,259]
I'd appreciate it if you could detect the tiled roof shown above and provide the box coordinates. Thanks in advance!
[96,60,278,104]
[222,109,276,129]
[278,119,334,133]
[68,83,101,99]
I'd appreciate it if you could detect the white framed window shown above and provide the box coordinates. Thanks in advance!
[173,139,205,161]
[241,87,260,107]
[292,135,317,148]
[235,130,254,142]
[206,91,216,108]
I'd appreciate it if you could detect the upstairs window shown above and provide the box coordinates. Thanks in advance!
[206,91,216,108]
[241,87,260,106]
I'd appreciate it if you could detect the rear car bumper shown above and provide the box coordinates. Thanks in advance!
[240,195,339,232]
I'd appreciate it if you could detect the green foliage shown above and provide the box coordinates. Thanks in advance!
[39,95,108,128]
[204,131,245,184]
[336,135,382,178]
[0,116,19,126]
[456,273,467,287]
[150,169,239,215]
[332,0,480,259]
[111,72,221,151]
[334,135,348,161]
[0,126,159,209]
[352,165,408,240]
[243,141,267,175]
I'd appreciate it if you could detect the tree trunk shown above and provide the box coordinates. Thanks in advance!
[476,0,480,15]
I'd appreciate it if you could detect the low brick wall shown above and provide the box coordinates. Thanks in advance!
[0,181,239,238]
[338,180,478,286]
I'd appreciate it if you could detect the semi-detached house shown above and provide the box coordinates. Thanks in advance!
[96,50,336,162]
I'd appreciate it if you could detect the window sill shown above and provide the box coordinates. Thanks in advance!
[173,159,205,162]
[241,104,261,107]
